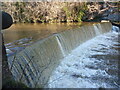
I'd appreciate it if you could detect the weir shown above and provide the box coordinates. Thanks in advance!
[7,22,112,88]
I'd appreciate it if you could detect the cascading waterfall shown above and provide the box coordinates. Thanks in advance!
[93,25,101,35]
[7,22,114,88]
[56,35,66,57]
[47,25,120,88]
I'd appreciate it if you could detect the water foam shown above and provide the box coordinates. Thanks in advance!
[47,28,119,88]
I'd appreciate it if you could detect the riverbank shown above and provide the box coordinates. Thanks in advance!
[2,2,120,23]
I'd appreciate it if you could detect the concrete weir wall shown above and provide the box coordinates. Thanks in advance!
[8,22,112,88]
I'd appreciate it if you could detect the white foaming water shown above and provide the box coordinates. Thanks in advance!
[93,25,101,36]
[56,36,66,57]
[47,26,119,88]
[112,26,120,33]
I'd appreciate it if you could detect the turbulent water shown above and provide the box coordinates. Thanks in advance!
[47,26,120,88]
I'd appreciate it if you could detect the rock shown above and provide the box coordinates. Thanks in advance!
[5,43,13,46]
[1,11,13,29]
[18,37,32,43]
[101,20,109,22]
[107,12,120,22]
[10,47,25,52]
[6,49,13,54]
[111,22,120,29]
[112,26,120,32]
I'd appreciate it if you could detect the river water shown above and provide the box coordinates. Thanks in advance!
[2,23,84,56]
[3,23,84,44]
[2,23,79,55]
[3,22,97,56]
[2,23,120,88]
[47,26,120,88]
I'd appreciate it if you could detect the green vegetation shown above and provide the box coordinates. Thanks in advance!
[63,7,71,20]
[62,2,88,22]
[2,2,89,23]
[77,11,85,22]
[2,2,119,23]
[76,3,88,22]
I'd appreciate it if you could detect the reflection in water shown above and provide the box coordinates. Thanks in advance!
[2,23,85,44]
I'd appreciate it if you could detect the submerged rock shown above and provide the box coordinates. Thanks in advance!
[112,26,120,32]
[6,49,13,54]
[107,13,120,22]
[10,47,25,52]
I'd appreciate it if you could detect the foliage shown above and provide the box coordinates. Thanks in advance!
[62,2,88,22]
[4,2,118,23]
[77,11,85,22]
[2,2,89,23]
[73,3,88,22]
